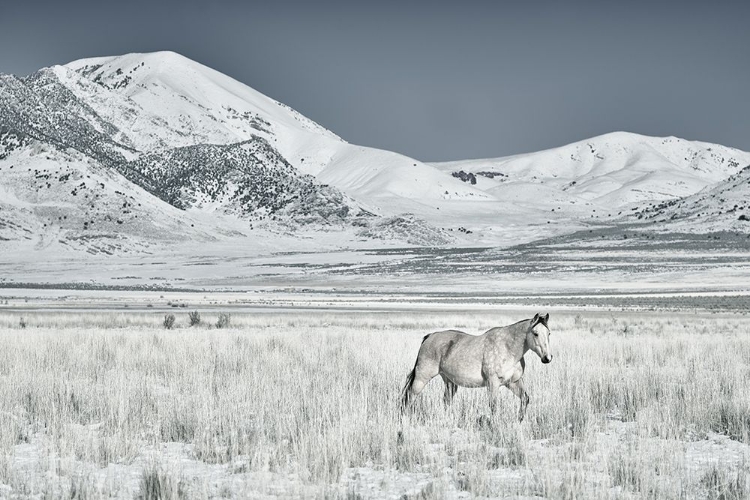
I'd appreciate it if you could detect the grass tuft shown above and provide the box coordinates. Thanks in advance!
[138,465,185,500]
[215,312,231,329]
[163,314,176,330]
[700,465,748,500]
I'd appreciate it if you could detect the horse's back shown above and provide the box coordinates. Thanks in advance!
[420,329,473,356]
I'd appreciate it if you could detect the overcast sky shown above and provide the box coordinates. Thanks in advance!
[1,0,748,161]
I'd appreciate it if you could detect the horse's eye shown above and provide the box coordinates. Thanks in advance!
[533,332,539,337]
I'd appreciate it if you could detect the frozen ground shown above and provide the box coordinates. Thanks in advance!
[2,228,749,303]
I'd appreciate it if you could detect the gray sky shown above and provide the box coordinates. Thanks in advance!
[1,0,748,161]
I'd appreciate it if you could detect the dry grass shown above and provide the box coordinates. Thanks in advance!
[0,309,748,497]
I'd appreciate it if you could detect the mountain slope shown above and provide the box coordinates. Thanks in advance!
[634,165,750,233]
[62,51,341,151]
[0,70,134,165]
[0,139,216,255]
[121,137,362,223]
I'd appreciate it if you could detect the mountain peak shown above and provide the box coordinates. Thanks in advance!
[64,50,195,72]
[548,131,685,152]
[63,50,230,95]
[59,50,342,144]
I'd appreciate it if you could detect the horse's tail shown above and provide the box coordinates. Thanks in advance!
[400,334,432,411]
[400,368,416,410]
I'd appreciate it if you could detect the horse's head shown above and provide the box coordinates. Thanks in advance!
[527,313,552,363]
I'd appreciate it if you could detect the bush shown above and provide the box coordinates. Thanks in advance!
[19,317,26,329]
[188,311,201,327]
[163,314,176,330]
[216,313,231,329]
[139,465,185,500]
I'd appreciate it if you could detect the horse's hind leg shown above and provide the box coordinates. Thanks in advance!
[507,379,530,422]
[441,375,458,406]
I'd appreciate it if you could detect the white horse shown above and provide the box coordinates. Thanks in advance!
[400,313,552,421]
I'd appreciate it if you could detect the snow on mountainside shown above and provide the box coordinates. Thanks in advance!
[122,137,363,223]
[0,140,217,255]
[2,50,750,257]
[433,132,750,211]
[634,165,750,233]
[62,51,342,150]
[0,69,134,165]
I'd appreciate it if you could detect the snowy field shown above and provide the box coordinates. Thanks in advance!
[3,228,750,297]
[0,305,748,499]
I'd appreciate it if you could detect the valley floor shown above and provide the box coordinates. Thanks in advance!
[0,305,748,498]
[2,230,750,298]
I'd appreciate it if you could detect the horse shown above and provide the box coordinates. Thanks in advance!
[400,313,552,422]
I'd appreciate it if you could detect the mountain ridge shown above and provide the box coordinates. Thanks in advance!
[433,131,750,207]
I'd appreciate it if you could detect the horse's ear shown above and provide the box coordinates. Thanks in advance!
[544,313,549,323]
[531,313,540,325]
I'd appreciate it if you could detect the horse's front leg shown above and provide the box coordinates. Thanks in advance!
[507,378,530,422]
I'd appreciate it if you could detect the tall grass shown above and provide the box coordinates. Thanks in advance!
[0,310,748,496]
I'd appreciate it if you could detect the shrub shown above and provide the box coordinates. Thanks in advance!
[188,311,201,327]
[216,313,231,329]
[139,465,185,500]
[19,317,26,329]
[574,314,584,327]
[163,314,176,330]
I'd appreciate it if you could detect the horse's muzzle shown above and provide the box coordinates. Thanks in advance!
[541,355,552,364]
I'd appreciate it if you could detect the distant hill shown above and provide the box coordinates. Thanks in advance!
[433,131,750,211]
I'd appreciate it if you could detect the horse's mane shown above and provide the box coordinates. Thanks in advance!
[510,315,548,328]
[508,318,530,327]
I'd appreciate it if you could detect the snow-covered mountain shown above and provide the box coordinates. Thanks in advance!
[0,52,463,252]
[2,51,749,257]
